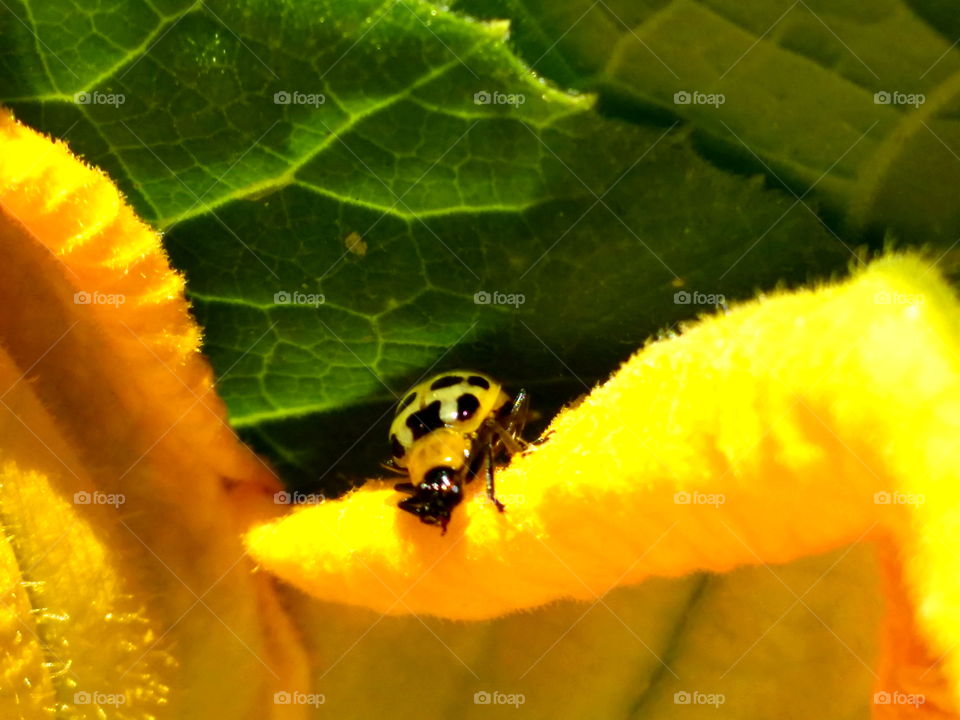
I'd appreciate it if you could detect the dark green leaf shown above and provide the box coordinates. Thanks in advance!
[1,0,854,490]
[454,0,960,246]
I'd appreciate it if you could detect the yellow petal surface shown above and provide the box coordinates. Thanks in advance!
[0,111,307,719]
[291,544,880,719]
[247,253,960,713]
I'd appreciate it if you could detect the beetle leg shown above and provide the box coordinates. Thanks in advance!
[491,387,530,454]
[484,441,506,513]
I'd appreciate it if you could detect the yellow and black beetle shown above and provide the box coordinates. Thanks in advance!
[384,370,528,533]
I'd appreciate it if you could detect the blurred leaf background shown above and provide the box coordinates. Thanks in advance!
[2,0,957,496]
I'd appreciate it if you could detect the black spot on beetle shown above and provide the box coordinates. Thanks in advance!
[391,434,405,459]
[430,375,464,390]
[406,400,444,439]
[457,393,481,421]
[397,392,417,413]
[467,375,490,389]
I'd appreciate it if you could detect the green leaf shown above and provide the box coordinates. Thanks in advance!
[1,0,853,491]
[454,0,960,245]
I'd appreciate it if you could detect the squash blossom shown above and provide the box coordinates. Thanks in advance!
[2,110,960,718]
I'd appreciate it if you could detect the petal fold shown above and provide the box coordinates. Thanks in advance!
[247,253,960,711]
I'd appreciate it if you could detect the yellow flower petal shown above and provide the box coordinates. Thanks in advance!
[247,253,960,711]
[0,111,306,719]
